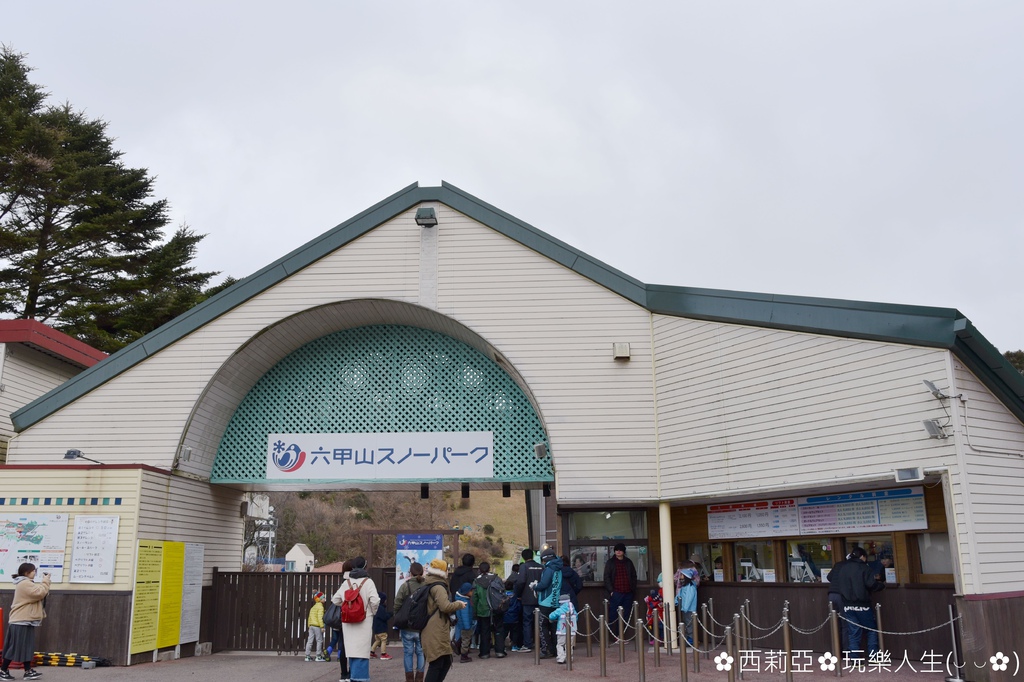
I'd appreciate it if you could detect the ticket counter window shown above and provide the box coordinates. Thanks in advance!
[685,543,720,582]
[786,539,831,582]
[566,510,649,583]
[846,535,893,562]
[735,541,774,581]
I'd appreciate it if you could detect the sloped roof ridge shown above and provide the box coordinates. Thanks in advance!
[11,182,1024,431]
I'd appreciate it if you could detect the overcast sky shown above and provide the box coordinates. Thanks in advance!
[7,2,1023,351]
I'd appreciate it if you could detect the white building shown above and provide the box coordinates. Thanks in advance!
[1,183,1020,676]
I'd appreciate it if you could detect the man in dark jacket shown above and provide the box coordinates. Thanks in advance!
[450,553,478,597]
[513,548,544,653]
[828,547,885,660]
[603,543,638,631]
[560,555,583,609]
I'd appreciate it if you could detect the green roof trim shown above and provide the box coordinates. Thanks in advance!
[11,182,1024,431]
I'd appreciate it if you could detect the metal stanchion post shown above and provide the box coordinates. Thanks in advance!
[725,626,736,682]
[603,599,609,634]
[739,602,747,653]
[618,606,625,663]
[680,623,689,682]
[567,616,574,672]
[691,610,700,673]
[585,605,593,657]
[946,605,965,682]
[638,618,647,681]
[875,603,884,658]
[782,615,793,682]
[737,610,745,679]
[744,599,751,652]
[599,615,607,678]
[634,601,641,653]
[830,606,842,678]
[702,602,710,658]
[665,609,672,658]
[653,617,661,668]
[534,608,541,665]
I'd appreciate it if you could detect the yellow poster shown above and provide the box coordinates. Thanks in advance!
[157,541,185,649]
[130,541,164,654]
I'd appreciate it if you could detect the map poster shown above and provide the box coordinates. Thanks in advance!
[70,515,120,583]
[131,541,164,655]
[0,513,70,583]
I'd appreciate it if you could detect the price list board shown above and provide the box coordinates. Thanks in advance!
[69,516,119,583]
[708,487,927,539]
[798,487,927,535]
[708,499,799,539]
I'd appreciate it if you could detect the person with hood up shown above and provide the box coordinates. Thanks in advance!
[421,559,466,682]
[448,554,476,653]
[548,594,578,664]
[331,556,380,682]
[675,561,700,647]
[0,563,49,681]
[453,583,475,663]
[531,547,563,659]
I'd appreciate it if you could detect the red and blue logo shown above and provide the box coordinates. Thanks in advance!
[271,440,306,473]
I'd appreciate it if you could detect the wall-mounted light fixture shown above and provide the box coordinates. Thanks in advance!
[502,483,511,498]
[613,342,631,360]
[420,483,430,499]
[921,419,949,439]
[461,483,470,499]
[534,443,547,459]
[415,207,438,228]
[894,467,925,483]
[63,449,105,464]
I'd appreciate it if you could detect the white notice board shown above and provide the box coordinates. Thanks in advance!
[69,515,120,583]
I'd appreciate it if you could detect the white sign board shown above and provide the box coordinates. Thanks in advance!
[179,543,204,643]
[70,515,120,583]
[708,487,927,539]
[0,513,70,583]
[266,432,495,481]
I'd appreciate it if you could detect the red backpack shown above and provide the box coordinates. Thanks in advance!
[340,578,368,623]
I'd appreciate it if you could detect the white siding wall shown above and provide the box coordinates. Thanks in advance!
[0,344,80,445]
[435,208,658,501]
[950,360,1024,593]
[653,316,960,495]
[137,471,246,584]
[0,468,141,591]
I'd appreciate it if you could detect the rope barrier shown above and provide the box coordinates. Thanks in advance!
[788,613,832,635]
[836,611,961,636]
[741,611,785,631]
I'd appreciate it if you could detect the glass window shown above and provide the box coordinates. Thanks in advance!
[734,540,774,581]
[568,511,647,540]
[685,543,721,582]
[565,510,650,583]
[918,533,952,574]
[845,535,893,563]
[786,538,832,582]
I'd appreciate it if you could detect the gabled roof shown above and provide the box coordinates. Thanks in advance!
[12,181,1024,430]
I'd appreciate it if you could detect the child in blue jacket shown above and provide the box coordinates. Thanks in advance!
[455,583,476,663]
[548,594,578,664]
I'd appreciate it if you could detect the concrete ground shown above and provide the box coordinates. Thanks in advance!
[16,643,972,682]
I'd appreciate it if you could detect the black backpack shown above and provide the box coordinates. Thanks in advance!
[323,601,343,629]
[393,582,437,631]
[484,575,510,614]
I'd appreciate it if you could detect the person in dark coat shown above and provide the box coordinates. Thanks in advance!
[602,543,638,630]
[560,555,583,609]
[513,549,544,653]
[828,547,885,659]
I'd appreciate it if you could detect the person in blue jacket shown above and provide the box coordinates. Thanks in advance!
[454,583,476,663]
[531,548,563,659]
[559,555,583,609]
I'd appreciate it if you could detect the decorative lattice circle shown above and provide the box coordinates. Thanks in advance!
[212,325,551,484]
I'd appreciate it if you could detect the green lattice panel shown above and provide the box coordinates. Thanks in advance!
[212,325,551,484]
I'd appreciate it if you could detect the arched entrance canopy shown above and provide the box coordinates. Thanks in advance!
[180,299,552,491]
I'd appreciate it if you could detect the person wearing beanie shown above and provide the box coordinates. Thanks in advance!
[602,543,637,635]
[532,548,563,658]
[331,556,380,682]
[421,558,466,682]
[305,591,326,662]
[548,593,578,664]
[513,548,543,653]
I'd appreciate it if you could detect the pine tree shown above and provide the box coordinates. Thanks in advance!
[0,47,222,352]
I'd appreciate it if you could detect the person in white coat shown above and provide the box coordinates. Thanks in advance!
[333,556,380,682]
